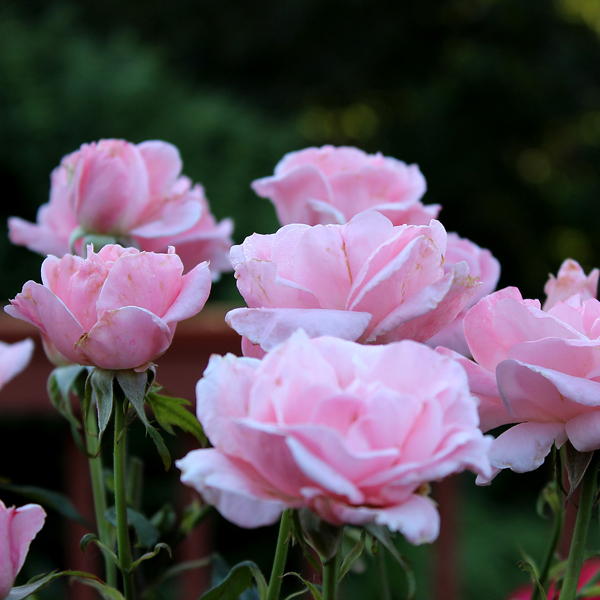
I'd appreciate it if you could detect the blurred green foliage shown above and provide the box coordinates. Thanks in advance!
[3,1,600,598]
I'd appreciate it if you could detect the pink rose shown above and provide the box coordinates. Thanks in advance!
[0,339,34,391]
[226,212,480,354]
[8,139,233,279]
[543,258,598,310]
[426,233,500,356]
[177,331,491,544]
[441,285,600,483]
[134,180,234,280]
[251,145,437,227]
[0,501,46,599]
[5,244,211,370]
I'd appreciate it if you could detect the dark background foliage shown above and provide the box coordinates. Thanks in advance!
[2,0,600,598]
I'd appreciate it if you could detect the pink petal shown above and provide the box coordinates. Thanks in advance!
[137,140,183,200]
[177,449,286,528]
[161,260,211,326]
[565,411,600,452]
[0,339,35,391]
[78,306,172,369]
[130,196,202,238]
[225,307,372,351]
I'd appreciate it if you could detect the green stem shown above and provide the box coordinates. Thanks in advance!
[86,410,117,588]
[561,452,600,600]
[266,510,292,600]
[322,547,342,600]
[114,395,135,599]
[376,549,392,600]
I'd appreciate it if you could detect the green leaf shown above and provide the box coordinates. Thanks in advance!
[565,440,594,498]
[283,573,322,600]
[79,533,118,562]
[146,391,207,445]
[339,528,366,581]
[130,542,172,572]
[365,525,416,600]
[0,481,89,527]
[73,576,126,600]
[105,506,160,549]
[90,368,115,443]
[200,561,256,600]
[116,371,172,470]
[178,501,214,538]
[7,570,111,600]
[299,508,344,564]
[519,560,548,600]
[150,502,177,536]
[47,366,89,456]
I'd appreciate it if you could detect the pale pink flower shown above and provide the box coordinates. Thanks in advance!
[440,284,600,483]
[8,139,233,279]
[135,180,234,279]
[0,339,34,391]
[0,501,45,599]
[226,212,480,355]
[251,145,437,227]
[6,245,211,370]
[543,258,598,310]
[177,331,491,543]
[426,233,500,356]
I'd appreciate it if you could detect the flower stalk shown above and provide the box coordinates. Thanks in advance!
[321,546,342,600]
[265,510,292,600]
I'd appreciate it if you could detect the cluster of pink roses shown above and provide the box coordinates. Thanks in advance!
[5,139,600,598]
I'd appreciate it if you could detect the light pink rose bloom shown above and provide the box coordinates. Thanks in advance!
[440,285,600,483]
[177,331,491,544]
[226,212,480,354]
[0,501,45,599]
[0,339,34,391]
[5,244,211,370]
[543,258,598,310]
[135,179,234,279]
[8,140,233,279]
[251,145,437,227]
[426,233,500,356]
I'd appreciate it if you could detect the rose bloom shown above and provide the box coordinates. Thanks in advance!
[6,244,211,370]
[177,331,491,544]
[251,145,437,227]
[506,558,600,599]
[438,261,600,482]
[426,233,500,356]
[0,339,34,391]
[8,139,233,277]
[0,501,45,599]
[226,212,480,356]
[543,258,598,310]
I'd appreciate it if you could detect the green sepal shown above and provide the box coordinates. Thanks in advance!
[80,533,118,562]
[565,440,594,498]
[7,570,111,600]
[536,481,562,519]
[146,391,207,446]
[518,560,549,600]
[339,528,366,582]
[299,508,343,564]
[47,365,90,456]
[116,370,171,470]
[81,234,120,253]
[282,573,322,600]
[129,542,172,572]
[88,368,115,445]
[365,524,416,600]
[105,506,160,549]
[290,509,322,573]
[200,559,266,600]
[0,480,89,527]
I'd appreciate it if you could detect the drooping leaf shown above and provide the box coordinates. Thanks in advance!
[47,366,89,456]
[0,481,89,527]
[105,506,160,549]
[519,560,548,600]
[299,508,343,563]
[283,573,322,600]
[130,542,172,572]
[146,391,207,445]
[365,525,416,600]
[79,533,118,562]
[7,570,112,600]
[339,528,366,581]
[89,368,115,443]
[565,440,594,498]
[73,576,126,600]
[116,371,172,470]
[200,561,255,600]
